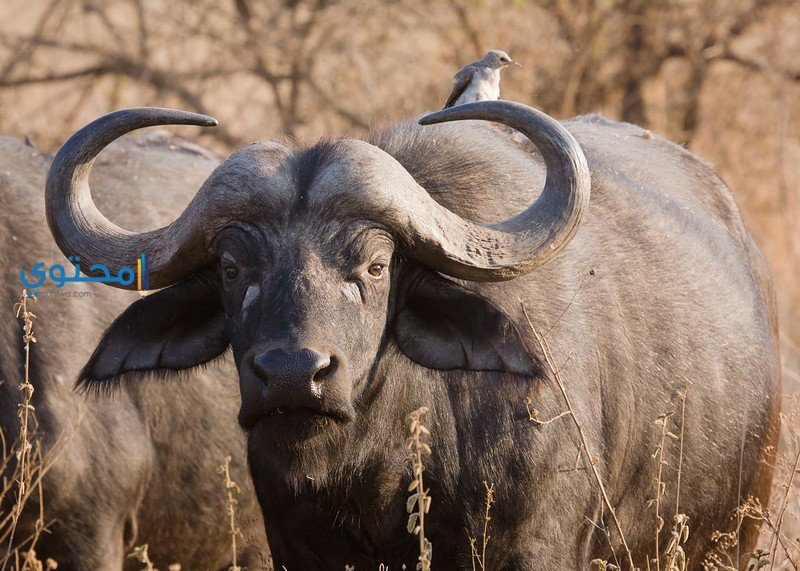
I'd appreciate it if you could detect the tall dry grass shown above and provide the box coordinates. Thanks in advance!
[219,455,242,571]
[469,482,496,571]
[0,292,59,571]
[524,304,635,569]
[407,406,433,571]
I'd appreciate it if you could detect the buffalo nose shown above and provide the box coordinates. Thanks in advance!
[253,348,333,391]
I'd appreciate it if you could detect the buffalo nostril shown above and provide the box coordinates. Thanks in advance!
[313,356,337,383]
[310,356,337,395]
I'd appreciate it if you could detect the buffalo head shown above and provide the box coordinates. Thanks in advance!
[46,102,589,453]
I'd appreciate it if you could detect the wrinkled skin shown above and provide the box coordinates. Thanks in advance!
[78,116,779,569]
[0,134,269,570]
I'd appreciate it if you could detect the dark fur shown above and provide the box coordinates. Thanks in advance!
[0,134,269,569]
[80,116,780,569]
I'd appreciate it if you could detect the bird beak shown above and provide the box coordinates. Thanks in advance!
[511,60,521,67]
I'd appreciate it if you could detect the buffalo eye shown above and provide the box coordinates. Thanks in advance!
[368,263,385,278]
[224,266,239,281]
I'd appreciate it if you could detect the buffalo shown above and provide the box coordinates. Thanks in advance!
[45,102,779,568]
[0,133,268,569]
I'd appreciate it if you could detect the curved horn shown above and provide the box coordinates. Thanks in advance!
[46,107,220,290]
[402,100,590,281]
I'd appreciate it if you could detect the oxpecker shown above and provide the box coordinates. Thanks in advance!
[443,49,520,109]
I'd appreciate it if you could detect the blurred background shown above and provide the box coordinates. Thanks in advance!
[0,0,797,384]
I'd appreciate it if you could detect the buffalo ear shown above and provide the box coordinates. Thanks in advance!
[393,268,538,376]
[78,268,228,388]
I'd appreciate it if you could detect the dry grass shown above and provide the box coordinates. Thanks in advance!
[125,455,249,571]
[127,544,181,571]
[738,393,800,570]
[406,406,433,571]
[4,290,38,564]
[651,409,675,571]
[523,304,636,569]
[218,455,242,571]
[127,544,156,571]
[123,455,249,571]
[0,292,60,571]
[469,482,495,571]
[663,391,689,571]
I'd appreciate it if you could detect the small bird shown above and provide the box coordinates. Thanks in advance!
[443,49,520,109]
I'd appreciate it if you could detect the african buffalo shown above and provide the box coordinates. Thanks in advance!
[0,133,268,569]
[45,102,779,569]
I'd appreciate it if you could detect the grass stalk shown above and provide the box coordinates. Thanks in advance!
[522,304,636,570]
[407,406,432,571]
[219,455,242,571]
[770,438,800,570]
[2,291,38,571]
[653,410,675,570]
